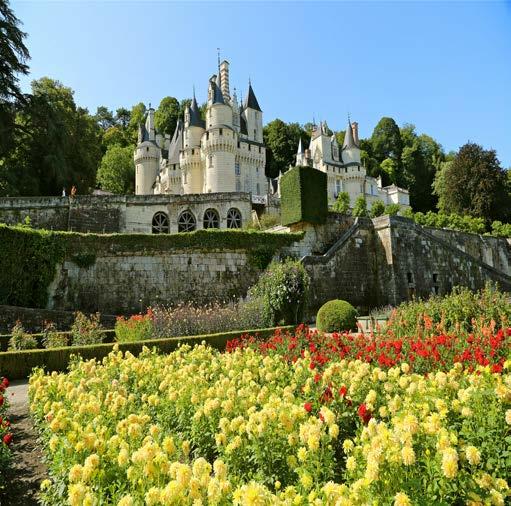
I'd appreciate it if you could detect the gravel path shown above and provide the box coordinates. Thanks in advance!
[1,380,47,506]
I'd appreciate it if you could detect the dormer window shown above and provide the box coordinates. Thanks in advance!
[209,155,213,168]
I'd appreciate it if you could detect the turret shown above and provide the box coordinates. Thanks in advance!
[207,75,233,128]
[331,134,339,161]
[184,94,205,148]
[134,107,159,195]
[243,81,263,142]
[341,119,361,165]
[296,137,306,166]
[309,120,332,165]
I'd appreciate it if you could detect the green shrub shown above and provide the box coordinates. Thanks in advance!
[370,200,385,218]
[316,299,358,332]
[332,191,350,214]
[71,312,104,346]
[387,282,511,336]
[8,321,38,350]
[384,203,401,216]
[115,311,155,342]
[41,322,68,349]
[352,196,368,217]
[248,259,310,326]
[280,166,328,226]
[259,213,281,230]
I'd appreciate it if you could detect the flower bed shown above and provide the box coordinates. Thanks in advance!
[0,377,12,490]
[227,324,511,374]
[30,336,511,505]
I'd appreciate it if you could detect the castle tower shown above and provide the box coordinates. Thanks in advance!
[243,81,263,142]
[331,134,339,161]
[134,107,160,195]
[296,137,306,166]
[203,72,236,193]
[309,120,332,166]
[182,95,205,194]
[341,119,361,165]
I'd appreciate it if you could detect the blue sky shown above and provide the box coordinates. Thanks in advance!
[13,1,511,167]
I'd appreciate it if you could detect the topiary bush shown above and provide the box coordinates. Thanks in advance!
[316,299,358,332]
[248,259,310,326]
[8,321,38,350]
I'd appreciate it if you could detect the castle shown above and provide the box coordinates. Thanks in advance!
[134,60,268,203]
[294,120,410,209]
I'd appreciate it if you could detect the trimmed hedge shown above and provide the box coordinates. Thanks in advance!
[0,329,116,352]
[0,326,294,379]
[0,224,303,308]
[281,166,328,226]
[316,299,358,332]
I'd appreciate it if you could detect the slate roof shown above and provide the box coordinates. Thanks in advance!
[244,83,262,112]
[342,120,359,150]
[189,96,205,128]
[167,119,184,164]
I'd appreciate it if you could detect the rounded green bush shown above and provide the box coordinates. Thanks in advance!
[316,299,358,332]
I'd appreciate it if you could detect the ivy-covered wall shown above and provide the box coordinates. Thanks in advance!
[0,224,302,313]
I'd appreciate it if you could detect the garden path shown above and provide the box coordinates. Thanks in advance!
[1,380,47,506]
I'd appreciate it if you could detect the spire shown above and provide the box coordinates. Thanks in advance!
[244,81,262,112]
[189,94,205,128]
[297,137,304,155]
[342,118,359,150]
[168,119,184,164]
[212,78,225,105]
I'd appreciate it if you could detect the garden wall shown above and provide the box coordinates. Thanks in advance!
[301,215,511,315]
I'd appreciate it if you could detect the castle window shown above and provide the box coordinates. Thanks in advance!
[209,155,213,168]
[254,129,257,139]
[206,132,209,140]
[178,210,196,233]
[236,180,241,192]
[259,147,261,153]
[146,147,149,152]
[335,179,341,196]
[152,212,169,234]
[256,183,260,195]
[203,208,220,229]
[192,149,194,155]
[226,208,242,229]
[219,128,223,136]
[235,163,240,176]
[248,144,251,151]
[256,165,259,173]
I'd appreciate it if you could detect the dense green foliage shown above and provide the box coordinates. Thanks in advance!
[433,142,510,224]
[402,208,488,235]
[248,259,310,326]
[387,283,511,336]
[316,299,358,332]
[0,0,29,161]
[369,200,385,218]
[332,191,350,213]
[95,144,135,194]
[0,224,302,307]
[352,195,368,217]
[280,165,328,225]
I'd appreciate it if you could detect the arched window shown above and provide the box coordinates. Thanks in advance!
[203,208,220,229]
[226,208,242,229]
[152,212,169,234]
[178,210,196,232]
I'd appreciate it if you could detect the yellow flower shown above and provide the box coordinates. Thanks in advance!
[394,491,411,506]
[68,464,83,483]
[441,448,458,479]
[40,479,52,491]
[297,447,307,462]
[117,495,134,506]
[300,472,313,490]
[346,456,356,472]
[145,487,161,505]
[505,410,511,425]
[465,445,481,466]
[401,445,416,466]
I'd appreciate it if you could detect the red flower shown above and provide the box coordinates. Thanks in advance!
[2,433,12,445]
[0,396,4,406]
[491,363,503,374]
[319,412,325,422]
[339,385,347,397]
[2,377,10,388]
[304,402,313,413]
[357,403,372,424]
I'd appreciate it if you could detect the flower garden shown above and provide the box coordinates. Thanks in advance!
[25,284,511,506]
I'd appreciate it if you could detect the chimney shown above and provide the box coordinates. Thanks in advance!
[219,60,230,101]
[351,121,359,145]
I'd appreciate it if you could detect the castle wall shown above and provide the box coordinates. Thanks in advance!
[48,250,261,314]
[0,193,252,234]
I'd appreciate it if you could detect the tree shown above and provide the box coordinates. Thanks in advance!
[370,200,385,218]
[332,191,350,213]
[371,117,403,184]
[380,158,398,184]
[102,125,130,149]
[115,107,131,128]
[433,142,510,223]
[96,145,135,194]
[352,195,368,217]
[154,96,180,136]
[0,0,30,158]
[94,106,114,130]
[2,77,102,195]
[263,119,304,178]
[128,102,147,143]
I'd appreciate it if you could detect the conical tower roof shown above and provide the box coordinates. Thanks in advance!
[244,82,262,112]
[342,120,359,150]
[189,95,205,128]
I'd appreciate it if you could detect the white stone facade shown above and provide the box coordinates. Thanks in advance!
[293,120,410,210]
[134,61,268,204]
